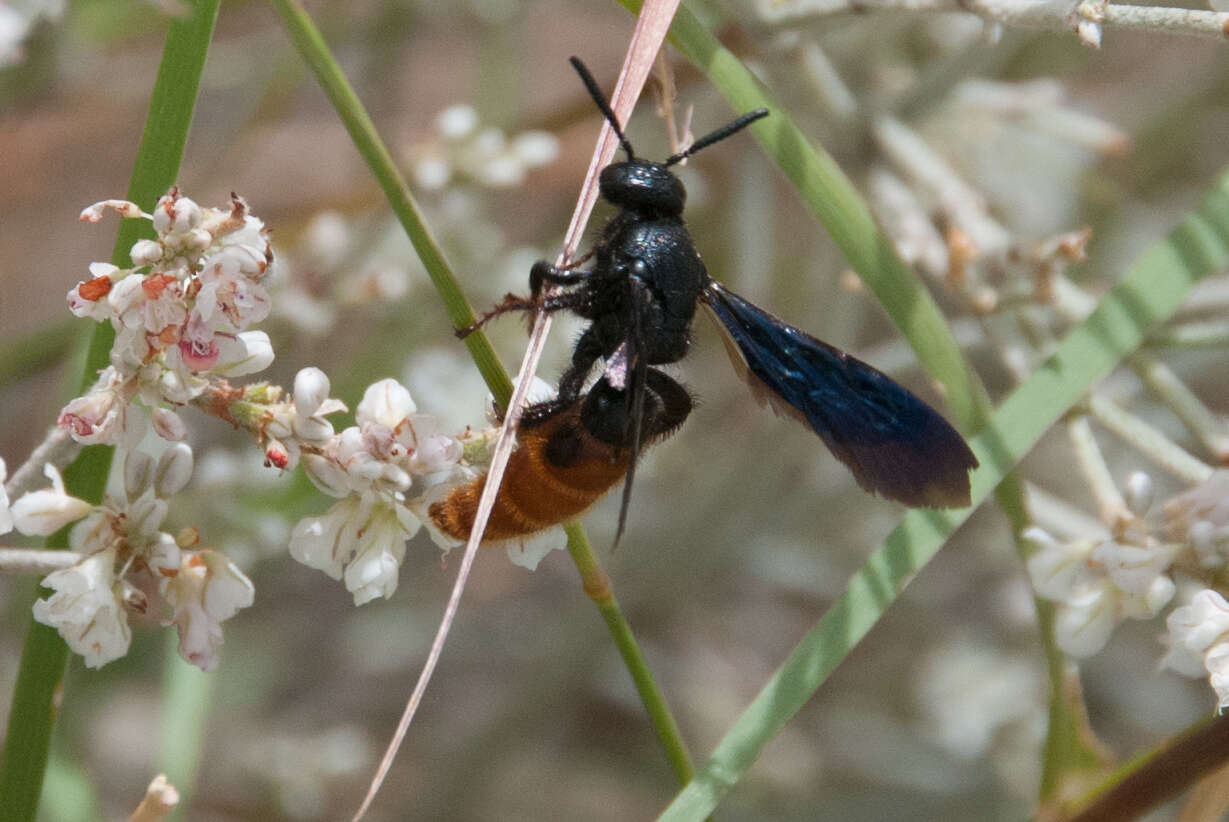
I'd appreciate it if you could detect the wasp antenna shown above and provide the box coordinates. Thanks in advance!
[665,108,769,166]
[568,56,637,161]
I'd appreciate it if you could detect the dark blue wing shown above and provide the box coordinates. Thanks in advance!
[703,281,977,508]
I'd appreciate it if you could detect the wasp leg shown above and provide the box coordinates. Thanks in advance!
[529,259,593,300]
[556,326,606,402]
[457,286,606,339]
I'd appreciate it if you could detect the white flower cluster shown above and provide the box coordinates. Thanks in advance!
[1027,469,1229,707]
[62,189,274,446]
[1025,524,1176,658]
[408,104,560,191]
[288,377,463,605]
[12,186,554,671]
[1,449,253,670]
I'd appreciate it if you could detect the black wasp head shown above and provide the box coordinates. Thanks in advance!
[568,56,769,218]
[598,162,685,217]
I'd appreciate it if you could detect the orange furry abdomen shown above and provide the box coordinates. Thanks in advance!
[428,409,630,543]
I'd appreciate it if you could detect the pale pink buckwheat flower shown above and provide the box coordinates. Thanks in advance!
[1161,589,1229,709]
[61,189,275,447]
[288,378,462,605]
[1025,472,1180,658]
[29,445,254,670]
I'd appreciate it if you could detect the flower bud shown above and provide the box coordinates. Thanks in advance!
[129,239,164,266]
[124,450,155,500]
[11,465,93,537]
[152,407,187,441]
[1124,471,1154,517]
[293,367,330,418]
[155,443,195,498]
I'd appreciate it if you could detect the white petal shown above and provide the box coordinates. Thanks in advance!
[1025,530,1092,601]
[343,502,418,605]
[213,331,274,377]
[504,527,568,571]
[164,550,253,672]
[124,449,155,500]
[301,454,352,498]
[356,379,415,428]
[288,496,362,579]
[1055,582,1118,657]
[152,407,187,441]
[408,434,463,476]
[293,367,330,418]
[1206,641,1229,708]
[0,456,12,535]
[11,479,93,537]
[31,548,131,669]
[1092,539,1175,596]
[155,443,194,498]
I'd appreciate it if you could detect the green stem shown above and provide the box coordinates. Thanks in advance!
[268,0,507,398]
[0,4,221,819]
[566,523,695,785]
[270,0,697,788]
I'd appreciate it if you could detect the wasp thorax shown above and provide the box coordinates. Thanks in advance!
[599,162,686,216]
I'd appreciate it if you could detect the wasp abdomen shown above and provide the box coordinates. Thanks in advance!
[428,373,692,544]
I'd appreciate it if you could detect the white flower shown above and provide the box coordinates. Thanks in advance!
[10,464,93,536]
[436,104,479,139]
[293,367,330,418]
[32,548,131,669]
[1091,538,1177,597]
[0,456,12,535]
[289,495,364,580]
[164,550,254,672]
[1162,589,1229,707]
[1054,579,1119,657]
[211,331,274,377]
[511,131,560,167]
[1162,589,1229,675]
[504,528,568,571]
[58,367,132,445]
[1165,471,1229,558]
[408,432,463,476]
[356,378,416,429]
[1024,527,1092,601]
[289,493,419,605]
[343,501,420,605]
[67,263,120,320]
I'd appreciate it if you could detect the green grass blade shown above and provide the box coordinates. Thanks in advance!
[0,4,220,820]
[268,0,510,404]
[620,0,1115,799]
[657,169,1229,820]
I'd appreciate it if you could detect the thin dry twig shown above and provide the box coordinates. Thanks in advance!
[757,0,1229,45]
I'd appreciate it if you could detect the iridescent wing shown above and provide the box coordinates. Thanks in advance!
[702,281,977,508]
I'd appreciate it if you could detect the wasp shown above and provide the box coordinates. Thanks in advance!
[428,370,691,543]
[457,57,978,544]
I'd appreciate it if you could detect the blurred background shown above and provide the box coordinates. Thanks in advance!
[2,0,1228,819]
